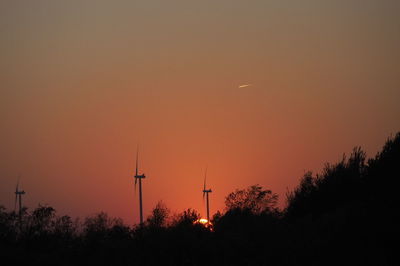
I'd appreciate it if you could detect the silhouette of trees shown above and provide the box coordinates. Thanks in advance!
[83,212,130,244]
[146,201,170,228]
[281,134,400,265]
[170,208,201,228]
[366,132,400,206]
[52,215,78,239]
[27,205,56,237]
[285,171,316,219]
[225,184,278,214]
[0,205,16,241]
[285,147,367,219]
[84,212,117,233]
[211,210,222,224]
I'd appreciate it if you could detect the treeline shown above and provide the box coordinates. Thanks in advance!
[1,133,399,265]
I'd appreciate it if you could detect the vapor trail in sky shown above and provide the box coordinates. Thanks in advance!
[238,84,252,88]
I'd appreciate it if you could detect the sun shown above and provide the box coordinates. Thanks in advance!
[197,218,209,225]
[194,218,213,230]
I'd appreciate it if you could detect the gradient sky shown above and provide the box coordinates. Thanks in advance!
[1,0,399,224]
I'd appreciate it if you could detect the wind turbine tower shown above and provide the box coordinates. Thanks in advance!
[134,148,146,225]
[202,168,212,223]
[14,179,26,223]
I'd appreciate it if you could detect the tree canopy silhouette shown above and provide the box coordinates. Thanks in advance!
[146,201,170,228]
[225,184,278,214]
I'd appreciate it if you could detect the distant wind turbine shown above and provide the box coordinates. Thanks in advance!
[202,168,212,223]
[14,178,25,224]
[134,147,146,225]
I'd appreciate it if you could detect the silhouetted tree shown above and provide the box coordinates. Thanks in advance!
[52,214,78,239]
[285,147,366,219]
[225,184,278,214]
[15,204,56,244]
[285,171,316,218]
[146,201,170,228]
[0,205,16,242]
[366,132,400,205]
[211,210,223,224]
[83,212,127,243]
[171,208,201,228]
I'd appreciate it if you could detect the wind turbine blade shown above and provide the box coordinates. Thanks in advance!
[15,193,17,211]
[15,177,19,211]
[204,167,207,191]
[136,146,139,176]
[135,177,138,193]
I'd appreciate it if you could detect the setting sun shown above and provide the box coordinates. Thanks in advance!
[194,218,213,230]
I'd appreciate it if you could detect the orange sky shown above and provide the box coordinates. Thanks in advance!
[1,1,399,224]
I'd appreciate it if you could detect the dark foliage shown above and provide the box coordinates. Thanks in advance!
[285,146,367,219]
[1,132,399,265]
[225,184,278,214]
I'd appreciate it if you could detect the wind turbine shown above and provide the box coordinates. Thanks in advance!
[134,147,146,225]
[202,168,212,223]
[14,178,26,223]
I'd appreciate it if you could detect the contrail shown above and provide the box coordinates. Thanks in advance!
[238,84,252,88]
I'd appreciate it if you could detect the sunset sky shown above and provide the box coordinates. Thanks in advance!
[1,0,399,224]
